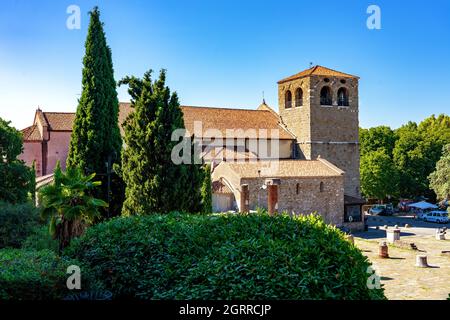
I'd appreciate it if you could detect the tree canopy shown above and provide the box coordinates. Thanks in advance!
[429,144,450,200]
[67,7,123,216]
[119,69,203,215]
[360,114,450,201]
[0,117,34,204]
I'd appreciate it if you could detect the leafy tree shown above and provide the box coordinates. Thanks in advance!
[360,126,397,157]
[201,164,212,213]
[429,144,450,200]
[0,117,34,204]
[39,162,107,252]
[360,149,398,202]
[67,7,123,217]
[393,115,450,199]
[119,69,203,215]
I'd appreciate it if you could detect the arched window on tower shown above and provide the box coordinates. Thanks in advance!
[285,90,292,109]
[320,86,332,105]
[295,88,303,107]
[337,87,349,106]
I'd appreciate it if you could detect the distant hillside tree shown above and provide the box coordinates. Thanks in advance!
[119,69,203,215]
[429,144,450,201]
[0,117,34,204]
[67,7,124,217]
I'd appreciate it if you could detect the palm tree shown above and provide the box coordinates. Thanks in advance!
[39,162,107,252]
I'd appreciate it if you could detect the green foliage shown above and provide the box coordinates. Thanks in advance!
[39,163,108,251]
[22,226,59,252]
[429,144,450,200]
[360,114,450,200]
[393,115,450,199]
[0,201,40,248]
[0,249,99,300]
[66,213,385,300]
[67,7,124,217]
[118,70,203,215]
[360,126,397,158]
[360,149,398,201]
[201,164,212,213]
[0,117,34,204]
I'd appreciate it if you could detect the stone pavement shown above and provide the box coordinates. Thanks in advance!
[354,230,450,300]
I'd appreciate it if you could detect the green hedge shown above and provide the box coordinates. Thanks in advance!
[22,226,59,252]
[0,201,40,248]
[0,249,100,300]
[66,213,385,300]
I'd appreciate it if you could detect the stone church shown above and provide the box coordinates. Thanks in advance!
[20,65,365,231]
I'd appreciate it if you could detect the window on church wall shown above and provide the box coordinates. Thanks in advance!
[320,86,332,105]
[285,90,292,109]
[296,183,300,195]
[295,88,303,107]
[319,181,324,192]
[338,87,349,106]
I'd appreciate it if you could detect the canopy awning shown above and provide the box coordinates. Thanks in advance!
[408,201,438,210]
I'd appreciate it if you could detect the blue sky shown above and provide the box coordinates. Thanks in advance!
[1,0,449,130]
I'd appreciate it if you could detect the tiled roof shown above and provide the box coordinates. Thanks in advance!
[344,195,366,205]
[119,103,294,139]
[43,112,76,131]
[21,125,42,141]
[278,65,358,84]
[23,103,295,140]
[181,106,294,139]
[221,159,344,178]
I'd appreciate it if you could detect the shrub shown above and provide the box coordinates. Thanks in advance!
[22,226,59,252]
[0,249,100,300]
[66,213,385,300]
[0,201,40,248]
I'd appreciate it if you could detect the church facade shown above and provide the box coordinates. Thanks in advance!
[20,65,365,231]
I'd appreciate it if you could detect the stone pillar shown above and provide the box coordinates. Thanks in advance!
[268,184,278,216]
[240,184,249,213]
[386,228,400,243]
[415,255,429,268]
[378,241,389,258]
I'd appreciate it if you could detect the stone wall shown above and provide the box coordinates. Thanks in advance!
[46,131,72,174]
[19,141,43,176]
[278,74,361,198]
[241,176,344,226]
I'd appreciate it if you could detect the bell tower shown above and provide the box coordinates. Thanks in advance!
[278,65,361,198]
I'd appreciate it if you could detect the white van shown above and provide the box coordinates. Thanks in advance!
[422,211,449,224]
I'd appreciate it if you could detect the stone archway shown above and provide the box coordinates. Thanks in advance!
[212,177,238,212]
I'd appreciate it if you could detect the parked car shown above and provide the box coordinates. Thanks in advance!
[422,211,449,224]
[384,204,394,215]
[369,204,394,216]
[369,205,386,216]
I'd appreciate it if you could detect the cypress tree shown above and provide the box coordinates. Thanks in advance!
[67,7,123,217]
[201,164,212,213]
[119,69,203,215]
